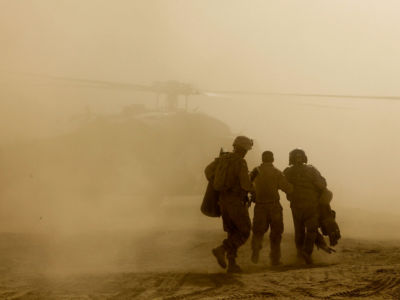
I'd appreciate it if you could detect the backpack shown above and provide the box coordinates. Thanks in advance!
[213,150,236,192]
[200,148,235,218]
[201,181,220,217]
[200,148,227,218]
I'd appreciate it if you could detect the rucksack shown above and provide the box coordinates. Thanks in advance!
[201,149,240,217]
[200,181,220,217]
[200,148,228,218]
[213,151,236,192]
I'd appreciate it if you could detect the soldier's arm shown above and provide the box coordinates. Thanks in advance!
[204,159,217,182]
[312,166,327,190]
[282,167,293,201]
[249,167,259,182]
[278,171,293,194]
[283,167,290,178]
[239,160,254,192]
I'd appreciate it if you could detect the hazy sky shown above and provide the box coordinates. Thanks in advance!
[2,0,400,91]
[1,1,400,218]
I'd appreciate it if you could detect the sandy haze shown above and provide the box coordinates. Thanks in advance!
[1,1,400,299]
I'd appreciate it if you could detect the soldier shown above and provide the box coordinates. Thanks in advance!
[250,151,293,266]
[204,136,254,273]
[283,149,327,264]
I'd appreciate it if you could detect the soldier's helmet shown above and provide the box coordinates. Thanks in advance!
[289,148,308,165]
[233,136,253,151]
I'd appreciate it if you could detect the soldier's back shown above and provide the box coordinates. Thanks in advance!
[254,163,282,203]
[284,164,321,207]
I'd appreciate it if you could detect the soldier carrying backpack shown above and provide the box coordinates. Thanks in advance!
[203,136,254,273]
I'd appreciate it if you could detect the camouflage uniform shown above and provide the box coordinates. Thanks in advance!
[205,152,253,260]
[250,162,293,264]
[205,136,254,273]
[283,154,326,263]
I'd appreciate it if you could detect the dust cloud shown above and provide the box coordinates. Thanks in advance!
[1,0,400,278]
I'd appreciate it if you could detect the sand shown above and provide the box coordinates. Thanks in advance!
[0,228,399,300]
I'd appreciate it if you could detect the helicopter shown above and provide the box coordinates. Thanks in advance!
[24,72,400,110]
[2,72,400,210]
[18,73,204,112]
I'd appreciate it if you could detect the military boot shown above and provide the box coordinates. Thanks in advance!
[227,257,242,273]
[212,246,227,269]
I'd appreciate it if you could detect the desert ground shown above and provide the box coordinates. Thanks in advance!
[0,199,400,300]
[0,230,400,300]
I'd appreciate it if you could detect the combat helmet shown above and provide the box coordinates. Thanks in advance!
[289,148,308,165]
[233,136,253,151]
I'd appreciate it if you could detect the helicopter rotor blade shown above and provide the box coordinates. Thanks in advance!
[7,72,154,92]
[47,75,153,92]
[5,71,400,102]
[204,90,400,101]
[200,91,356,110]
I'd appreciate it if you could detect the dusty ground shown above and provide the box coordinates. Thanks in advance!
[0,229,399,300]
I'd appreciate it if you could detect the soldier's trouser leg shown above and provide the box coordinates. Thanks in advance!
[292,209,305,254]
[251,204,269,253]
[221,201,251,259]
[269,205,284,263]
[303,208,319,255]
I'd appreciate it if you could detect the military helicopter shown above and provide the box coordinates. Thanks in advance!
[22,74,203,112]
[3,72,400,210]
[23,73,400,108]
[0,74,238,210]
[20,73,400,120]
